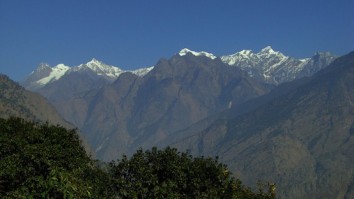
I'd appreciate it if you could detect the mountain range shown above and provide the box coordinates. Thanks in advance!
[33,52,271,159]
[23,46,335,89]
[17,46,353,198]
[20,47,337,158]
[22,58,153,91]
[221,46,336,85]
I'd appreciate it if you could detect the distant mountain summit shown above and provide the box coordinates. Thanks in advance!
[220,46,336,85]
[71,58,124,81]
[22,47,335,90]
[175,46,336,85]
[22,59,153,90]
[22,63,70,90]
[178,48,217,60]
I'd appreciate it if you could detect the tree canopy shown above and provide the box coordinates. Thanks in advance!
[0,117,275,198]
[109,147,275,198]
[0,117,109,198]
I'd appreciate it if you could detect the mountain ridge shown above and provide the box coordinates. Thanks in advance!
[22,58,153,90]
[18,47,338,162]
[0,74,73,128]
[22,46,336,90]
[4,47,352,198]
[220,46,336,85]
[71,53,270,160]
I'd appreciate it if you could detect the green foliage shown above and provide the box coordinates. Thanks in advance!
[0,117,275,198]
[0,117,110,198]
[109,147,276,199]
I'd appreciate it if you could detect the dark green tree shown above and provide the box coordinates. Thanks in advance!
[0,117,276,198]
[109,147,275,199]
[0,117,111,198]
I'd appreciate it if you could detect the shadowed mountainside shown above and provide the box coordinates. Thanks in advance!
[74,54,271,160]
[0,74,73,128]
[0,74,94,155]
[167,51,354,199]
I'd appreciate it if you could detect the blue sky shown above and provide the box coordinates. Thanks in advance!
[1,0,353,81]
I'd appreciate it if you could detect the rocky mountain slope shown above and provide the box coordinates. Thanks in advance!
[0,74,72,128]
[15,47,350,198]
[0,74,95,155]
[20,47,336,162]
[167,51,354,199]
[74,53,270,160]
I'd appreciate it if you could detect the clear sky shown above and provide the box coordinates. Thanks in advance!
[1,0,353,81]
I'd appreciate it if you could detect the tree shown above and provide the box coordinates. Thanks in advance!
[0,117,276,198]
[109,147,275,198]
[0,117,111,198]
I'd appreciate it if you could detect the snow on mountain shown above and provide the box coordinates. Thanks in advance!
[221,46,287,68]
[221,50,255,65]
[36,64,70,85]
[23,47,335,90]
[179,48,217,60]
[23,59,155,90]
[177,46,335,84]
[21,63,71,90]
[221,46,336,85]
[130,66,154,76]
[72,58,125,80]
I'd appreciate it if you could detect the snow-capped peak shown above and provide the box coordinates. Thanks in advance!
[220,49,256,65]
[178,48,217,60]
[260,46,275,53]
[73,58,125,79]
[239,50,253,56]
[24,58,156,90]
[55,63,70,70]
[23,46,335,90]
[130,66,154,76]
[37,63,51,70]
[87,58,101,65]
[258,46,285,57]
[36,63,70,85]
[84,58,110,70]
[221,46,335,85]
